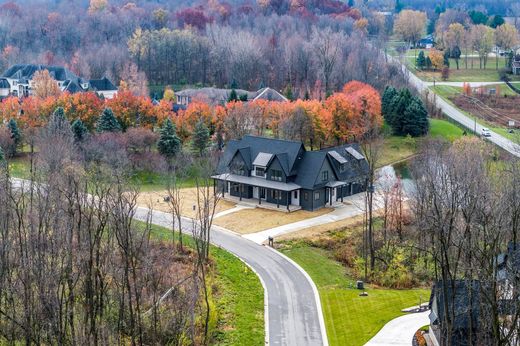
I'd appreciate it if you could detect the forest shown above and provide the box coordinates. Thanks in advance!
[0,0,402,98]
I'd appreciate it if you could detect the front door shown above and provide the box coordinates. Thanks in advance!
[260,187,266,199]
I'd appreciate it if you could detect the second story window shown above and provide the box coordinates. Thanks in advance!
[255,167,265,177]
[322,171,329,182]
[271,169,283,182]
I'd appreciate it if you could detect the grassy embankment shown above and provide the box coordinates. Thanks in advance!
[281,244,428,346]
[148,223,265,346]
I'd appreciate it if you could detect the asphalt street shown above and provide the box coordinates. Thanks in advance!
[134,207,327,346]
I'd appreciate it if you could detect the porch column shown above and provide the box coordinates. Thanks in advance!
[330,188,333,206]
[286,191,290,211]
[276,190,280,208]
[258,187,261,205]
[239,184,243,201]
[341,185,344,202]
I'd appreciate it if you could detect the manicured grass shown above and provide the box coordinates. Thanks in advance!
[149,224,265,346]
[281,245,429,346]
[129,170,197,192]
[7,156,31,179]
[429,118,465,142]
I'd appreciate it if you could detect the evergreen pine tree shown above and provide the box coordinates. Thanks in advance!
[157,118,181,159]
[402,97,429,137]
[0,145,4,163]
[96,108,121,133]
[426,56,432,69]
[192,120,210,156]
[284,84,294,101]
[381,86,398,119]
[7,119,21,154]
[443,51,450,67]
[416,51,426,69]
[228,89,238,102]
[239,93,248,101]
[304,90,310,100]
[48,107,72,137]
[71,119,88,142]
[388,88,412,136]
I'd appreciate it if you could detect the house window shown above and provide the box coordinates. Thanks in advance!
[255,167,265,177]
[293,190,298,199]
[339,164,346,173]
[314,192,320,200]
[322,171,329,182]
[304,192,309,201]
[271,170,283,182]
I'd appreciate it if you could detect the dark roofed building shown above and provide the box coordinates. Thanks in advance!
[1,64,117,98]
[429,280,493,346]
[213,135,368,211]
[175,87,288,106]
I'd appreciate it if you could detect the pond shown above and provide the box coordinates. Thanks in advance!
[376,160,415,195]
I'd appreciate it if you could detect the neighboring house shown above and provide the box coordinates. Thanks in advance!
[512,49,520,75]
[428,280,493,346]
[0,64,117,98]
[89,77,118,99]
[175,87,288,106]
[417,35,434,49]
[212,135,369,212]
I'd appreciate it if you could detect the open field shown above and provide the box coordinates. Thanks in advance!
[149,224,264,346]
[136,188,237,218]
[280,245,428,346]
[213,207,332,234]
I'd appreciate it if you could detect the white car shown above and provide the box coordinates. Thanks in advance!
[481,128,491,137]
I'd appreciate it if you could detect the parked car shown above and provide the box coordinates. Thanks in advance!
[481,128,491,137]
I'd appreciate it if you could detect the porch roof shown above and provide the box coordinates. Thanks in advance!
[212,173,301,191]
[326,181,348,188]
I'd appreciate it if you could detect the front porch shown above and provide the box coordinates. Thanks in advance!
[223,194,302,213]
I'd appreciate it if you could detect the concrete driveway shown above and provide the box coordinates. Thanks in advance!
[134,207,328,346]
[364,311,430,345]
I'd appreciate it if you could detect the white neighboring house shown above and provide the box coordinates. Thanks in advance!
[175,86,288,107]
[0,64,117,99]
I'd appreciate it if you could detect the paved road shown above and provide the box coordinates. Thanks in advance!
[134,207,327,346]
[364,311,430,345]
[393,56,520,157]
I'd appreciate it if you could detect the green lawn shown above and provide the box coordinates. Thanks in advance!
[150,224,265,346]
[129,170,197,191]
[281,246,429,346]
[429,118,465,142]
[404,50,520,82]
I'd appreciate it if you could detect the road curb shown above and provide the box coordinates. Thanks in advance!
[265,246,329,346]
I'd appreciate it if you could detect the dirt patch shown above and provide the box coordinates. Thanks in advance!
[137,188,236,218]
[275,214,367,241]
[451,93,520,127]
[213,207,333,234]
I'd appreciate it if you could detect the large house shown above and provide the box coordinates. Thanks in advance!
[212,135,369,212]
[0,64,118,99]
[176,87,288,107]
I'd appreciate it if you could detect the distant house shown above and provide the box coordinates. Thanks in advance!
[175,87,288,106]
[212,135,368,212]
[512,49,520,75]
[0,64,117,99]
[428,280,493,346]
[89,77,118,99]
[417,35,434,49]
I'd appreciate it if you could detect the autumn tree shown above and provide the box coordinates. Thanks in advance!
[428,49,444,71]
[393,10,427,50]
[163,86,175,102]
[32,69,61,98]
[495,23,519,68]
[471,24,495,69]
[444,23,466,69]
[120,62,149,97]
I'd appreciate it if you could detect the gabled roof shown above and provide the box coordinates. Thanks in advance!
[218,135,304,175]
[176,87,255,105]
[294,151,328,189]
[0,78,10,88]
[62,79,84,93]
[254,87,288,102]
[89,77,117,91]
[2,64,80,82]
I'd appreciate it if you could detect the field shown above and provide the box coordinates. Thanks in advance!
[150,224,265,346]
[450,93,520,128]
[281,245,428,346]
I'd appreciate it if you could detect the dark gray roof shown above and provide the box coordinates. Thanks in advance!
[89,77,117,91]
[63,79,84,93]
[0,78,10,88]
[218,135,304,175]
[218,136,368,190]
[2,64,80,81]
